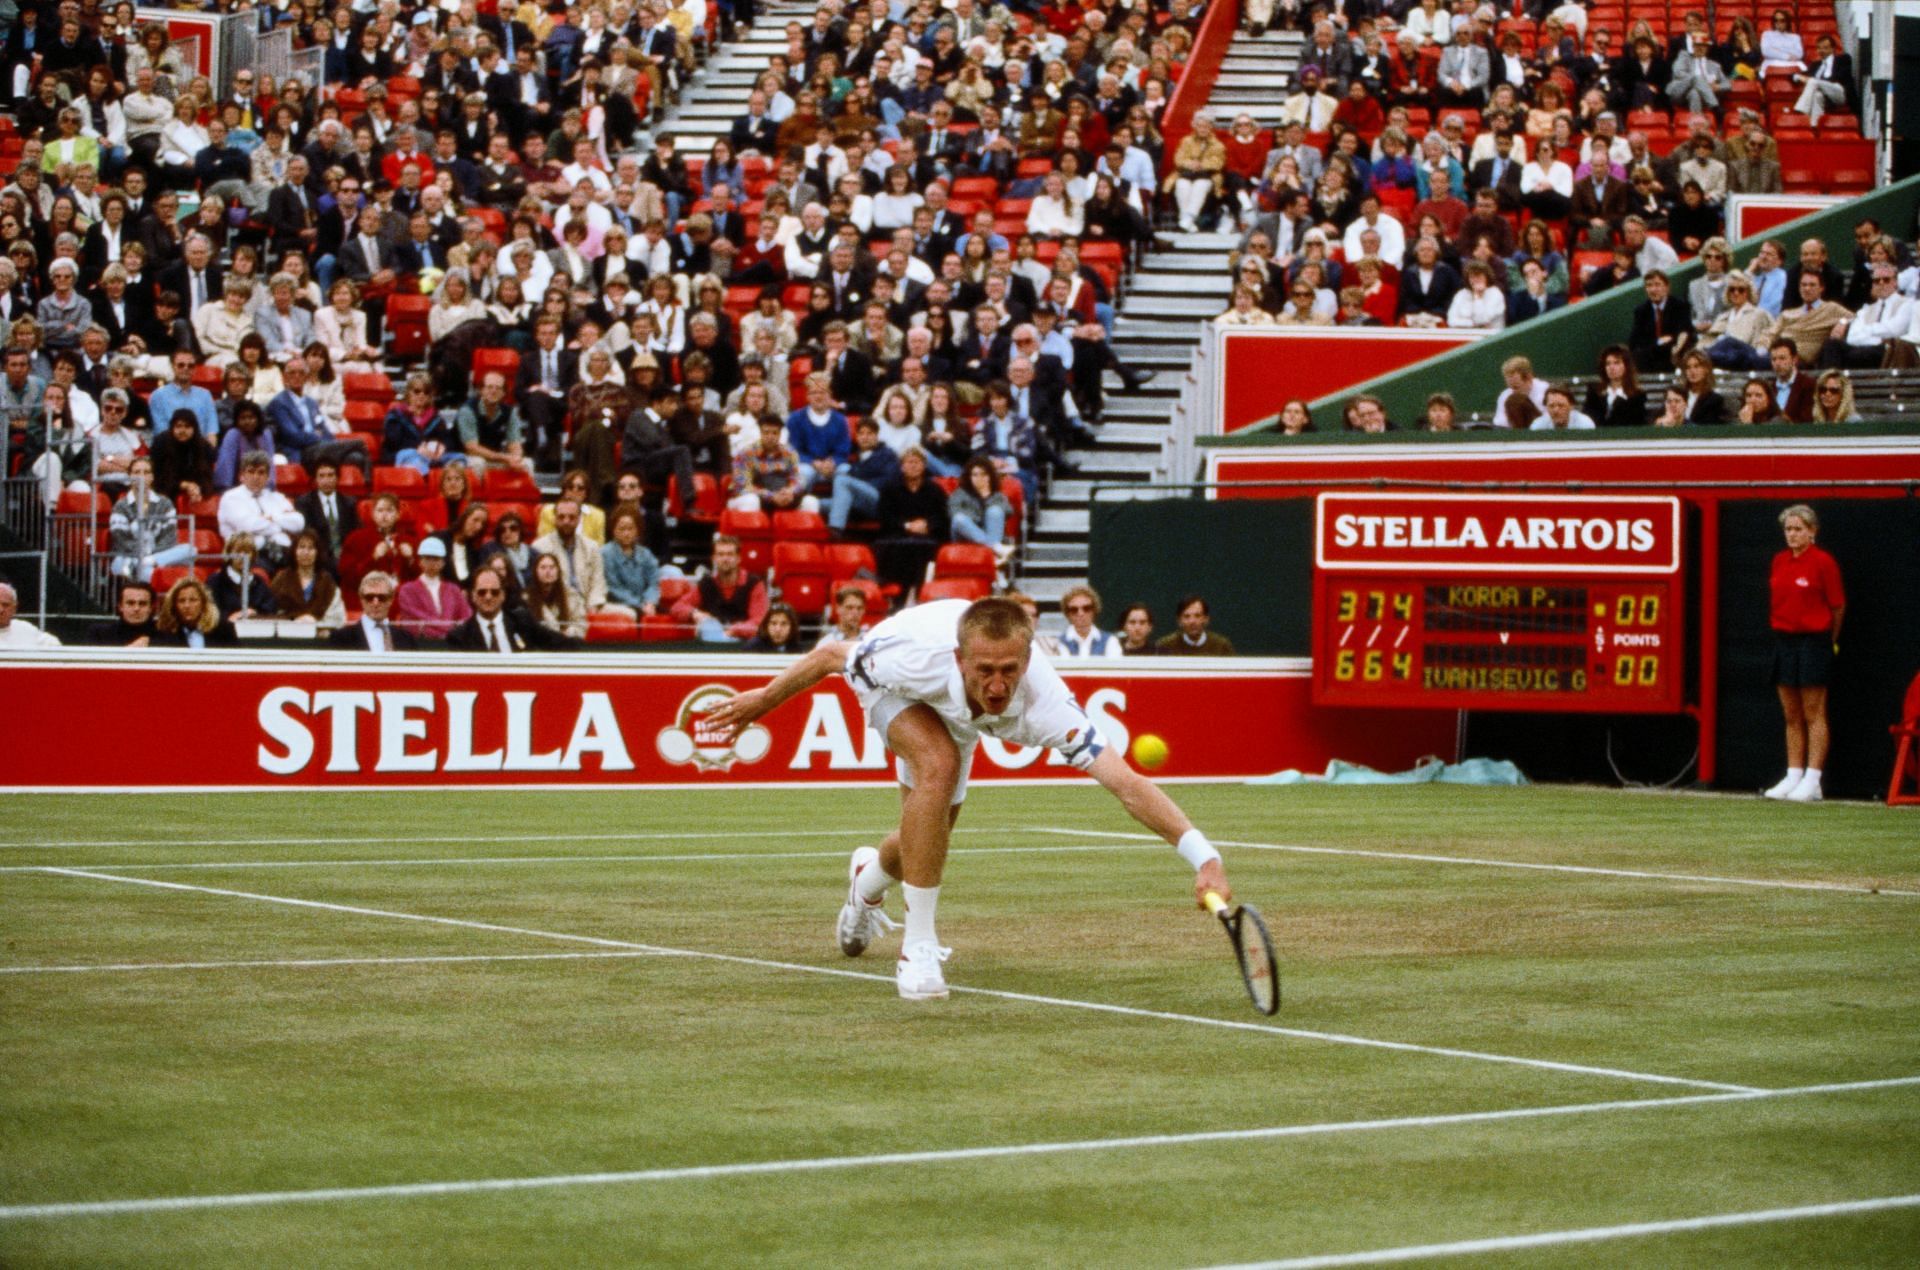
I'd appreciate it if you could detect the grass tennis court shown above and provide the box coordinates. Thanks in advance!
[3,785,1917,1267]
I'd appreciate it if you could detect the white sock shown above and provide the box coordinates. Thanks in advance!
[856,854,896,905]
[902,883,940,947]
[1804,768,1822,785]
[1784,767,1805,781]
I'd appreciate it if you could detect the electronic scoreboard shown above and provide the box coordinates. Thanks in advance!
[1311,493,1685,713]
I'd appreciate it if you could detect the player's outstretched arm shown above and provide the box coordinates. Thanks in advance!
[706,639,856,733]
[1087,747,1229,908]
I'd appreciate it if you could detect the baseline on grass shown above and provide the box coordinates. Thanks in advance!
[708,596,1240,1004]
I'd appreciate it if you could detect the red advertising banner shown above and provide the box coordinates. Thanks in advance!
[1218,328,1483,434]
[1315,493,1682,575]
[0,653,1459,791]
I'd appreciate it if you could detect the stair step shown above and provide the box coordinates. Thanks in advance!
[1118,296,1225,317]
[1022,540,1091,565]
[1127,274,1233,297]
[1035,507,1091,536]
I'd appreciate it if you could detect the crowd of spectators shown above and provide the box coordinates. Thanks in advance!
[0,0,1226,646]
[1201,1,1903,366]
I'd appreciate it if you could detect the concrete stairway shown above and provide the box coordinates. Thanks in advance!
[1019,27,1303,610]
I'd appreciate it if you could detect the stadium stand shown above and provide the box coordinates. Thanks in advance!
[0,0,1908,649]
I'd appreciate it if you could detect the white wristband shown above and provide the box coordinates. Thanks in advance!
[1176,829,1220,871]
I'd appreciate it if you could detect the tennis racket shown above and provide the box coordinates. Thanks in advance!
[1204,892,1280,1015]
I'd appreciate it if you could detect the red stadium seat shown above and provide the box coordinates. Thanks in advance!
[276,464,311,498]
[149,565,196,594]
[918,577,991,602]
[343,371,394,404]
[772,541,831,616]
[934,542,998,579]
[824,541,877,583]
[473,467,540,501]
[718,508,774,574]
[344,399,385,432]
[386,294,433,359]
[685,471,725,523]
[373,466,426,498]
[772,509,829,541]
[471,348,520,399]
[336,464,368,493]
[191,363,223,393]
[586,611,641,643]
[640,614,695,641]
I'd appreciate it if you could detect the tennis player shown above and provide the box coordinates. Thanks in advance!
[706,596,1232,1001]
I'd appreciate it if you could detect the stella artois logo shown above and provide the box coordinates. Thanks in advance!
[655,684,772,772]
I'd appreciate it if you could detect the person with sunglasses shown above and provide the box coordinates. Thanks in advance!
[327,572,419,651]
[1056,584,1124,658]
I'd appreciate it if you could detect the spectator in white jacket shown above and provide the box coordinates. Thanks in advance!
[216,451,305,560]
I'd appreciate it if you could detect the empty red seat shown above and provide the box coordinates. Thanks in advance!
[825,541,878,583]
[471,347,520,398]
[934,542,998,579]
[772,509,829,541]
[373,466,426,498]
[718,507,774,573]
[919,577,991,602]
[387,294,433,358]
[772,541,831,616]
[275,464,310,497]
[586,611,641,643]
[640,614,695,641]
[344,399,385,432]
[474,467,540,501]
[343,371,393,404]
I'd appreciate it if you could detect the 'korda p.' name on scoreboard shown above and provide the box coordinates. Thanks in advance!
[1311,494,1685,714]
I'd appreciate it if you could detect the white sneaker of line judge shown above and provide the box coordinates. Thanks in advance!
[896,940,951,1001]
[1763,769,1804,799]
[1785,770,1824,803]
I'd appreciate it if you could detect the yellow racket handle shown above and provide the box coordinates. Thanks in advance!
[1204,892,1229,916]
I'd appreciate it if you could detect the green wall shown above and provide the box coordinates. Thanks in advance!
[1088,497,1312,655]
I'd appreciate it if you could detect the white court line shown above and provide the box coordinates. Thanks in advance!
[0,827,893,852]
[40,868,1759,1093]
[1035,829,1920,898]
[0,843,1163,874]
[3,1076,1913,1222]
[1202,1193,1920,1269]
[0,951,673,975]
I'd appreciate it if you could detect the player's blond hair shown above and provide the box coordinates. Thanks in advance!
[957,597,1034,650]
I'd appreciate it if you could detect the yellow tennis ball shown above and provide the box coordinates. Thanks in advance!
[1132,734,1169,770]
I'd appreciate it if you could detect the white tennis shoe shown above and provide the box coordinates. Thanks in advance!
[836,846,898,957]
[1785,771,1824,803]
[896,939,951,1001]
[1763,771,1801,799]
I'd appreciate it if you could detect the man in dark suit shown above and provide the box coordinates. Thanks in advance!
[447,571,581,651]
[821,241,875,319]
[958,104,1018,183]
[1629,270,1694,372]
[1570,166,1632,228]
[517,316,579,467]
[1766,339,1818,423]
[87,580,159,647]
[956,305,1012,386]
[1468,131,1526,212]
[338,204,402,295]
[818,322,875,415]
[294,459,362,566]
[504,45,552,144]
[265,155,321,263]
[157,236,224,317]
[328,574,421,650]
[729,91,781,156]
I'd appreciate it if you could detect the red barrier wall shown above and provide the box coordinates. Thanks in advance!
[1218,328,1486,433]
[1205,433,1920,499]
[1159,0,1238,177]
[1725,194,1841,243]
[0,653,1459,791]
